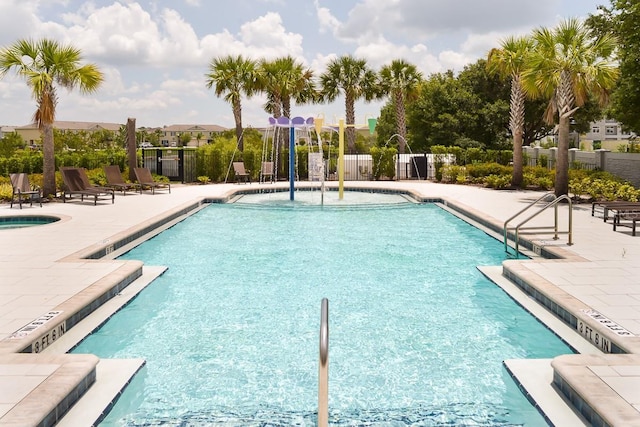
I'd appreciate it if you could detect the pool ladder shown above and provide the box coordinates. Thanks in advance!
[318,298,329,427]
[503,192,573,258]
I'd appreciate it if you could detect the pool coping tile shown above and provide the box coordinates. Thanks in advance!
[2,182,640,425]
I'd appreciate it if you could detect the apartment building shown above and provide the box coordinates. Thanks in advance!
[9,121,228,148]
[158,124,227,147]
[13,121,123,147]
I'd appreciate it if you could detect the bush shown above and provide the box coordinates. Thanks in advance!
[484,174,511,189]
[370,146,397,180]
[465,162,511,179]
[441,165,467,183]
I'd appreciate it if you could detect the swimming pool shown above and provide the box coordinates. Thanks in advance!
[0,215,59,229]
[73,194,573,426]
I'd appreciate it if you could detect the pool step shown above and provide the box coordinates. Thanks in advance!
[504,358,588,426]
[0,353,99,427]
[56,358,145,427]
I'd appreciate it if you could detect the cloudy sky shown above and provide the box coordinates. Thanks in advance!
[0,0,604,129]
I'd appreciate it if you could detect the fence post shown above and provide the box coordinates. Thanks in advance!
[568,148,578,166]
[595,148,609,171]
[548,147,558,170]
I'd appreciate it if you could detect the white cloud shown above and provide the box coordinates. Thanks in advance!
[237,12,304,59]
[438,51,474,72]
[314,0,341,35]
[0,0,606,128]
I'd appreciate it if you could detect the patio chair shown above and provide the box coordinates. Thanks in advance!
[104,165,140,195]
[260,161,274,183]
[60,167,115,205]
[233,162,251,184]
[134,167,171,194]
[10,173,42,209]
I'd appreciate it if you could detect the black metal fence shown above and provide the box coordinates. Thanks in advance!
[141,148,443,183]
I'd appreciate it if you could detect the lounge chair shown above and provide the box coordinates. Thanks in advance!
[260,161,274,183]
[134,167,171,194]
[10,173,42,209]
[104,165,140,195]
[233,162,251,184]
[60,167,115,205]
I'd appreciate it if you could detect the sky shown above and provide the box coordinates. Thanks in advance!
[0,0,606,130]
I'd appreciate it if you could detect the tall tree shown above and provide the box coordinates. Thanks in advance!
[258,56,316,118]
[379,59,423,153]
[487,36,534,188]
[587,1,640,134]
[205,55,258,151]
[522,18,619,196]
[319,55,379,153]
[0,38,103,196]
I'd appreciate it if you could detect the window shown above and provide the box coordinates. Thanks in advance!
[605,126,617,135]
[591,127,600,133]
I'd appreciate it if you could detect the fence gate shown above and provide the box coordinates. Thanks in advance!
[141,148,197,183]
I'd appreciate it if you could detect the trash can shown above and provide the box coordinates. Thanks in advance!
[410,156,428,179]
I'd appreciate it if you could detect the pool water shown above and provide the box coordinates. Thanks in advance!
[0,215,59,229]
[74,198,572,426]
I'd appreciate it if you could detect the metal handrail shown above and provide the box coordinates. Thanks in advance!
[504,193,573,258]
[503,192,554,253]
[318,298,329,427]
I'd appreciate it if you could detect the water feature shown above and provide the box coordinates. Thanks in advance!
[73,196,572,426]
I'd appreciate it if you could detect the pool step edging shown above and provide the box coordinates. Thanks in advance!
[501,261,640,355]
[0,353,99,427]
[56,358,146,427]
[551,353,640,427]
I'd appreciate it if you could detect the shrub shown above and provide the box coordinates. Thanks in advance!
[465,162,511,179]
[441,165,467,183]
[370,146,397,180]
[484,174,511,189]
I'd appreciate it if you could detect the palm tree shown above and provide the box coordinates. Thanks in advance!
[319,55,379,152]
[487,36,534,188]
[258,56,317,118]
[0,38,103,196]
[522,18,619,196]
[195,131,204,146]
[205,55,258,151]
[379,59,423,154]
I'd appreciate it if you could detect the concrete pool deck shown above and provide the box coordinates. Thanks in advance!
[0,181,639,426]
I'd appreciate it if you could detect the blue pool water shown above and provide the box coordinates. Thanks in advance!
[74,194,572,426]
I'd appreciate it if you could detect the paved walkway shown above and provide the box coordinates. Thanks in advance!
[1,181,639,426]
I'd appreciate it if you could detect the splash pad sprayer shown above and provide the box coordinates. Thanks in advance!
[268,116,321,201]
[315,115,378,200]
[268,115,377,201]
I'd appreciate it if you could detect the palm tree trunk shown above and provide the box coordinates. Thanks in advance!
[394,91,407,154]
[42,123,56,197]
[512,130,524,188]
[510,76,526,188]
[345,95,356,153]
[233,100,243,152]
[127,118,137,182]
[555,115,570,197]
[555,70,575,197]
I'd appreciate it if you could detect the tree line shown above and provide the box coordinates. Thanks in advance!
[1,1,637,198]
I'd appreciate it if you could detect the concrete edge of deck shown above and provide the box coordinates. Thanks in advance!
[2,183,640,426]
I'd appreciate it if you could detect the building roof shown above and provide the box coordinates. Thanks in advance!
[15,121,124,132]
[162,124,228,132]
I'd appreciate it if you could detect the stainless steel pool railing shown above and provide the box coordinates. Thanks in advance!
[503,193,573,258]
[318,298,329,427]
